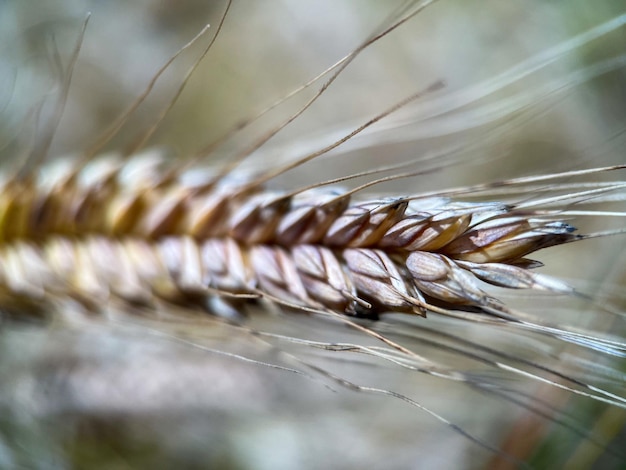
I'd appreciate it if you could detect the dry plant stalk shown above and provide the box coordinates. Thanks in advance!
[0,1,625,469]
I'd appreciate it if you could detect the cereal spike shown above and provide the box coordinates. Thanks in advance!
[0,153,617,317]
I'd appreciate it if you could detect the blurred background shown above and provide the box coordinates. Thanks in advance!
[0,1,625,468]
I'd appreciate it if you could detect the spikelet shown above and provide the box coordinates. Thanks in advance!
[0,1,625,469]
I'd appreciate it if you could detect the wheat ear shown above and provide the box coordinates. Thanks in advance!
[2,151,620,321]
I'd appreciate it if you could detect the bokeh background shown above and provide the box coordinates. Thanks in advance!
[0,1,625,469]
